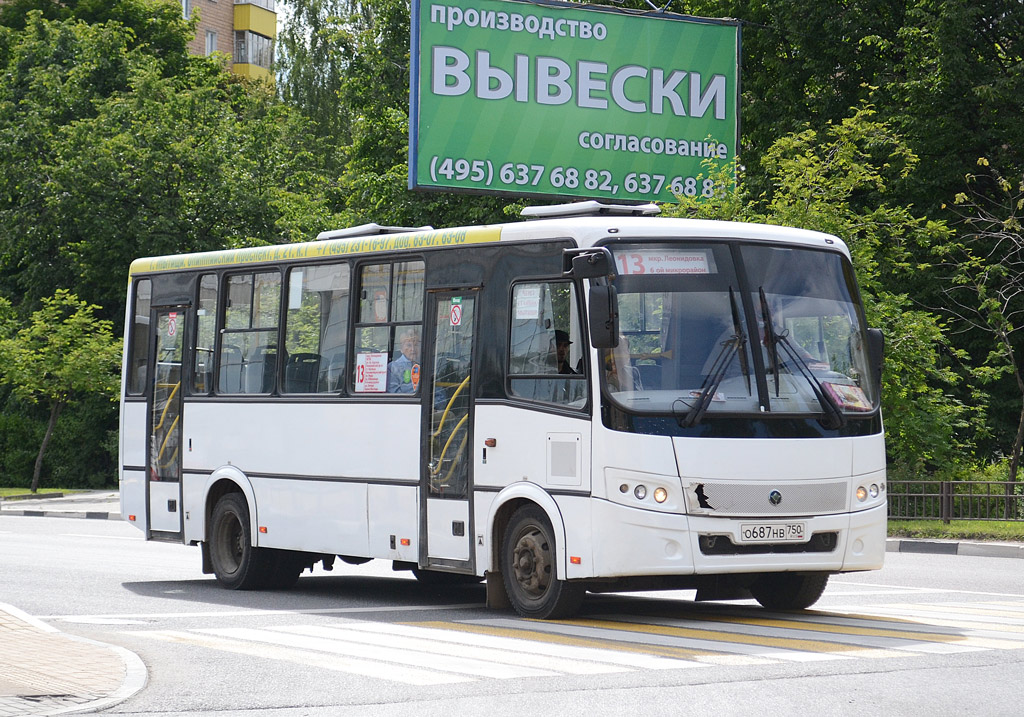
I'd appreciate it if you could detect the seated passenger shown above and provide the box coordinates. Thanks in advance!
[388,329,420,393]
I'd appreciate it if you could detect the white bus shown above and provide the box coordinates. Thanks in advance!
[119,202,886,618]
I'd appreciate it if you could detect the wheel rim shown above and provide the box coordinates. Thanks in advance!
[511,523,552,602]
[214,510,244,576]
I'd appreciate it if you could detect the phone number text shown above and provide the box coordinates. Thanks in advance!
[428,155,718,198]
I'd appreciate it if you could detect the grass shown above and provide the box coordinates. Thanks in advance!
[888,519,1024,542]
[0,487,84,499]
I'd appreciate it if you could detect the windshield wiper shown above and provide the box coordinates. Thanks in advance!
[759,288,780,396]
[680,288,748,428]
[759,287,846,429]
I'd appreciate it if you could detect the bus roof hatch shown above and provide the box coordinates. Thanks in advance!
[520,200,660,219]
[316,223,434,241]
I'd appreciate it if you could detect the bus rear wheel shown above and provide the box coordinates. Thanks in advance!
[209,493,273,590]
[749,572,829,610]
[501,505,584,619]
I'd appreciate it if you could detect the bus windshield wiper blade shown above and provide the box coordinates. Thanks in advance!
[759,287,780,396]
[730,287,751,395]
[681,288,747,428]
[759,286,846,428]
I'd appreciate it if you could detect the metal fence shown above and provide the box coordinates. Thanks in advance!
[887,480,1024,522]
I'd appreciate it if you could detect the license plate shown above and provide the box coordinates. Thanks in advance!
[738,522,806,543]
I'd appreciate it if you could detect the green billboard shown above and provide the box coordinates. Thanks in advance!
[410,0,739,203]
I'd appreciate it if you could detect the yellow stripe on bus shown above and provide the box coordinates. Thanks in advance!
[128,226,503,275]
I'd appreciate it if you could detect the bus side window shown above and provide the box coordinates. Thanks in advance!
[508,281,587,407]
[192,274,218,395]
[283,262,349,394]
[352,260,424,395]
[218,271,281,395]
[127,278,152,395]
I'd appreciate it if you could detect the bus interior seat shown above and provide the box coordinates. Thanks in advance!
[242,347,276,394]
[218,345,243,393]
[284,353,321,393]
[321,352,346,392]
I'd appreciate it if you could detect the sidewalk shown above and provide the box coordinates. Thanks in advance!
[0,603,146,716]
[0,491,120,520]
[2,492,144,714]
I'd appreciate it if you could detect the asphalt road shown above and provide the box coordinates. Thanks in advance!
[1,513,1023,716]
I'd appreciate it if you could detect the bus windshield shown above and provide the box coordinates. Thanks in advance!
[602,241,877,421]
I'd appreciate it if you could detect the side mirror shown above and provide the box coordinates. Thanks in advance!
[866,328,884,393]
[589,285,620,349]
[563,248,615,280]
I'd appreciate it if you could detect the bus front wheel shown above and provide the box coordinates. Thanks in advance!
[749,572,829,610]
[501,505,584,619]
[209,493,272,590]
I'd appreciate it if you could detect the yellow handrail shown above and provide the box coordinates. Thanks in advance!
[153,381,180,432]
[157,415,180,466]
[430,413,468,478]
[431,374,471,438]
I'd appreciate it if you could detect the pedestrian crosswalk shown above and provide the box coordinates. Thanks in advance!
[131,600,1024,685]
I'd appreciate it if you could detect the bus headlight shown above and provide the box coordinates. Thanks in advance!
[634,485,647,500]
[654,487,668,503]
[856,486,868,502]
[869,484,879,498]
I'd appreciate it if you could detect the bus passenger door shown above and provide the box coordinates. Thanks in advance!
[421,291,477,572]
[147,307,186,540]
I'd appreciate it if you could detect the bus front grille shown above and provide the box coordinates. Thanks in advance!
[684,480,848,516]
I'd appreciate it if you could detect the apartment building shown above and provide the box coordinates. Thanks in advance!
[182,0,276,81]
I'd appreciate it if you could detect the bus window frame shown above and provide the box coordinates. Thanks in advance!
[126,277,153,397]
[216,268,284,396]
[350,256,426,398]
[505,276,590,411]
[281,260,352,395]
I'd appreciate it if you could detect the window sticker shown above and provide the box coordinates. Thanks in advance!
[515,285,542,319]
[354,352,388,393]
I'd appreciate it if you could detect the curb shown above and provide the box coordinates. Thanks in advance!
[0,603,147,716]
[886,537,1024,559]
[0,509,121,521]
[0,492,121,521]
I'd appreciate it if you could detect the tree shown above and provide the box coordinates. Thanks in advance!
[0,10,344,322]
[278,0,512,228]
[0,290,121,492]
[939,162,1024,500]
[277,0,353,148]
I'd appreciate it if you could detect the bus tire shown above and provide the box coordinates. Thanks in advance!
[501,505,584,619]
[749,572,829,610]
[209,493,272,590]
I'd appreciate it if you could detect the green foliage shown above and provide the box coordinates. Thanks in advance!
[0,10,346,321]
[0,390,43,487]
[0,289,121,407]
[0,290,121,490]
[938,163,1024,482]
[280,0,512,228]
